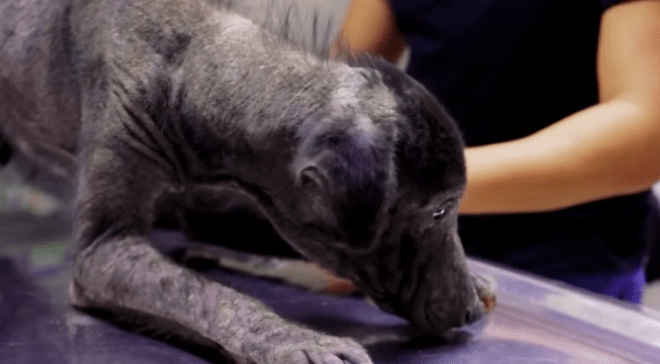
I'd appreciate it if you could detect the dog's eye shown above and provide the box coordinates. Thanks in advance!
[432,208,447,220]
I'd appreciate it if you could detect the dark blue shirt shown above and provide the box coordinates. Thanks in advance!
[388,0,654,276]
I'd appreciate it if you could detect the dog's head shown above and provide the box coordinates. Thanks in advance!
[261,58,490,336]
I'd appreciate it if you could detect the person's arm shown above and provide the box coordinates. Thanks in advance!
[459,0,660,214]
[331,0,406,63]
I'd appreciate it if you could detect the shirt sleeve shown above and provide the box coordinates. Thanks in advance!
[600,0,629,11]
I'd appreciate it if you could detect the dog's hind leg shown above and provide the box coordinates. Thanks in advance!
[168,189,359,295]
[176,243,359,296]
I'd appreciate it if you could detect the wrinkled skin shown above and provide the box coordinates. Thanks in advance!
[0,0,493,362]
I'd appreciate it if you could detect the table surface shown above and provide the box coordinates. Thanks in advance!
[1,212,660,364]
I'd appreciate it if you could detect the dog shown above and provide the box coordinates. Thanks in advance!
[0,0,495,362]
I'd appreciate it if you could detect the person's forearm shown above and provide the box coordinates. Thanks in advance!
[330,0,406,63]
[459,98,660,214]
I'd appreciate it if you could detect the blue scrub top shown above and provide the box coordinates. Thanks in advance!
[387,0,654,277]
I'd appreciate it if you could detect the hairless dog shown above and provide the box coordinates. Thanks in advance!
[0,0,495,362]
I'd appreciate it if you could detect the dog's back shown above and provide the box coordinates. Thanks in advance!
[1,0,330,182]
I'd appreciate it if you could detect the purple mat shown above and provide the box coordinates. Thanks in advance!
[1,218,660,363]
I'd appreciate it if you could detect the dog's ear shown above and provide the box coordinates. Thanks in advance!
[297,164,329,191]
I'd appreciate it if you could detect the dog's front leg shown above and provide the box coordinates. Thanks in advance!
[69,135,372,364]
[71,238,372,364]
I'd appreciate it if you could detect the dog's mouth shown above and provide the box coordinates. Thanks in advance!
[315,265,495,336]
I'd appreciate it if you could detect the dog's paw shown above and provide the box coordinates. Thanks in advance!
[471,272,497,313]
[259,329,373,364]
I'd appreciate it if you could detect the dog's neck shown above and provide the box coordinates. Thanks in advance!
[169,10,361,189]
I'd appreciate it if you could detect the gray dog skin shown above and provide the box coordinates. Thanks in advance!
[0,0,495,363]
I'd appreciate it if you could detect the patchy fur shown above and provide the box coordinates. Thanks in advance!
[0,0,495,363]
